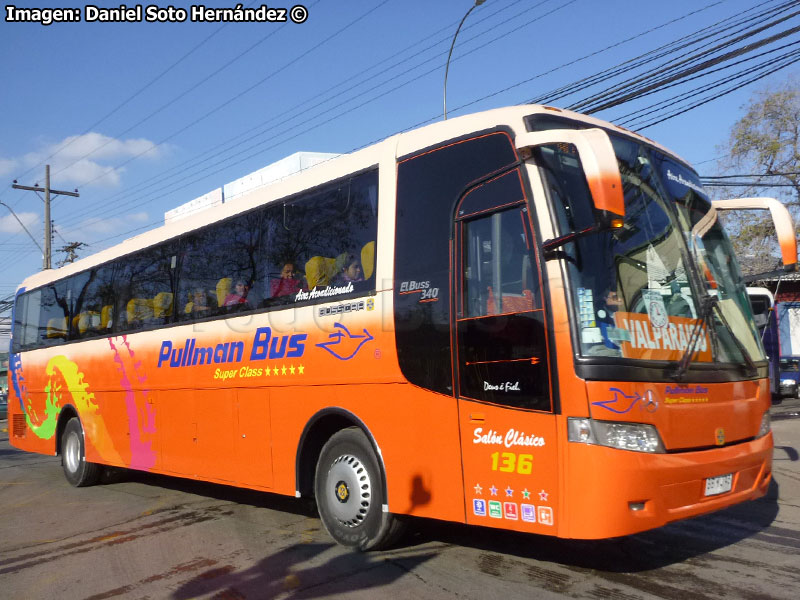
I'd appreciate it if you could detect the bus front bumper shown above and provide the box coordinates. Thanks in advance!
[563,432,772,539]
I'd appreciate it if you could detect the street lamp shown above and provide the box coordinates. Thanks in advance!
[443,0,485,120]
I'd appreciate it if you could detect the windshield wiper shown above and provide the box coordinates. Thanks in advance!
[671,294,758,380]
[671,295,715,381]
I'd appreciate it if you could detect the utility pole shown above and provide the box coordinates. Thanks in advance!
[12,165,79,270]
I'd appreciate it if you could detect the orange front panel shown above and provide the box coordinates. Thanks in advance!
[563,433,772,539]
[585,379,769,450]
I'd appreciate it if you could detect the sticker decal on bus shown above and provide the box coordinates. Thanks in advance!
[315,322,374,360]
[157,327,307,369]
[399,280,439,303]
[521,504,536,523]
[473,427,546,448]
[592,388,658,414]
[318,301,366,317]
[294,282,355,302]
[537,506,554,526]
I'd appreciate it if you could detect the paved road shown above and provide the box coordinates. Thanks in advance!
[0,414,798,600]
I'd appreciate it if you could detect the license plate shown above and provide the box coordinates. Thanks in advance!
[704,473,733,496]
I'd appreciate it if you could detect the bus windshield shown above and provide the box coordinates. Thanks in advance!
[538,134,764,367]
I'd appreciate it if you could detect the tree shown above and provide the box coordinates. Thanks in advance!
[56,241,88,267]
[716,75,800,276]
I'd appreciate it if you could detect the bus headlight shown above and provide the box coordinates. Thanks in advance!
[568,418,665,453]
[756,412,771,439]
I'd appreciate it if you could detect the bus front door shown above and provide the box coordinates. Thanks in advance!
[454,188,559,533]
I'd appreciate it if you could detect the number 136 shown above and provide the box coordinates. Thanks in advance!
[490,452,532,474]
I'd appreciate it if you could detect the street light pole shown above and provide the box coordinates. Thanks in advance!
[443,0,485,120]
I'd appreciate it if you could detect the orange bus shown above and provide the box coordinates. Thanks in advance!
[8,105,797,550]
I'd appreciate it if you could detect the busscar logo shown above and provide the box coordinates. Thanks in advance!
[318,301,365,318]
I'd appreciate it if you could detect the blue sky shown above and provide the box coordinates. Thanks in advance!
[1,0,798,342]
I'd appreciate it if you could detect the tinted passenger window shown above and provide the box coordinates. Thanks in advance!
[117,243,178,332]
[39,282,70,345]
[13,169,379,348]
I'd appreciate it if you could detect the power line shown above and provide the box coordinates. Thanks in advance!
[53,0,571,233]
[527,0,797,106]
[45,0,323,186]
[570,11,800,113]
[701,171,800,178]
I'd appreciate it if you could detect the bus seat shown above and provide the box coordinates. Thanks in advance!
[502,290,534,313]
[306,256,336,289]
[487,287,533,315]
[46,317,67,339]
[127,298,154,324]
[216,278,232,307]
[77,311,100,335]
[153,292,174,318]
[71,314,81,335]
[361,241,375,280]
[100,305,113,330]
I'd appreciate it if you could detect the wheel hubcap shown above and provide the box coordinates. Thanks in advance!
[64,431,81,474]
[326,454,371,527]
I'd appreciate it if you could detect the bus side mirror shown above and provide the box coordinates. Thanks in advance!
[515,128,625,226]
[712,197,798,271]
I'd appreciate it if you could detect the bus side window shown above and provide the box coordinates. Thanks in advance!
[39,283,69,345]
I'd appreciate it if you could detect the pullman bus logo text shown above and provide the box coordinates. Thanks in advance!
[157,327,306,369]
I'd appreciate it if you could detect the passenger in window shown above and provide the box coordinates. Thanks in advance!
[332,253,364,285]
[224,279,251,307]
[271,262,303,298]
[190,288,212,314]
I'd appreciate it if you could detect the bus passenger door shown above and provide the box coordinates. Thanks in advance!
[454,177,560,532]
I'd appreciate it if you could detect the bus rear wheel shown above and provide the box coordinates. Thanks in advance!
[314,427,404,551]
[61,417,101,487]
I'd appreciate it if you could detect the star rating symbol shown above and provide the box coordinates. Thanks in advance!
[474,483,483,495]
[505,486,514,498]
[262,364,305,377]
[522,488,531,500]
[539,489,549,502]
[489,485,498,496]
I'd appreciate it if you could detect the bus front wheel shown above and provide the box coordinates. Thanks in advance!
[314,427,403,551]
[61,417,101,487]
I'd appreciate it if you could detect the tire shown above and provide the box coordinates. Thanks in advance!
[314,427,404,551]
[61,417,101,487]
